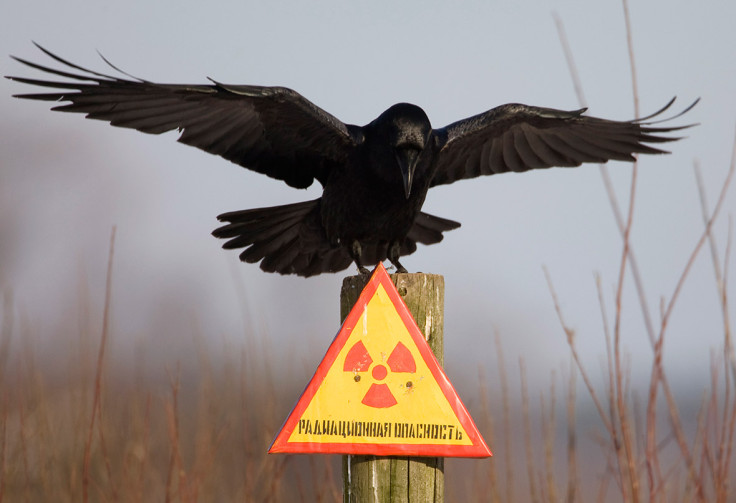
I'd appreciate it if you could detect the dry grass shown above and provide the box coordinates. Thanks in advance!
[0,298,338,502]
[0,147,734,502]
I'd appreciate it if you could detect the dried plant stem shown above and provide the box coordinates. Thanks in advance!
[0,404,6,503]
[520,359,539,503]
[477,366,499,502]
[0,293,12,392]
[494,331,515,503]
[165,363,193,503]
[613,3,642,499]
[565,359,578,503]
[660,150,734,344]
[543,268,614,439]
[621,0,640,116]
[554,11,657,346]
[645,332,664,502]
[18,394,30,503]
[695,163,736,385]
[82,226,116,503]
[546,268,635,497]
[137,394,152,503]
[541,375,559,503]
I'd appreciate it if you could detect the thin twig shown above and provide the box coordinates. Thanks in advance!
[477,366,499,502]
[494,331,515,503]
[541,374,559,503]
[696,162,736,386]
[645,327,664,502]
[520,359,539,503]
[82,226,116,503]
[18,392,30,503]
[136,393,152,503]
[0,292,13,392]
[622,0,640,117]
[165,363,187,503]
[565,359,578,503]
[552,13,587,107]
[612,3,643,499]
[544,268,615,437]
[554,9,658,347]
[0,402,6,503]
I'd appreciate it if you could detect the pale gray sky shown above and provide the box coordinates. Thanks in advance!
[2,0,735,400]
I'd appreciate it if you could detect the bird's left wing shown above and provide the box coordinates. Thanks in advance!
[430,99,697,187]
[7,44,358,189]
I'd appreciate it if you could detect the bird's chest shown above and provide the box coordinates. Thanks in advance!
[320,163,428,243]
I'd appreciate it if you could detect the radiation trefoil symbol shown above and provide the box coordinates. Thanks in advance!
[343,340,416,408]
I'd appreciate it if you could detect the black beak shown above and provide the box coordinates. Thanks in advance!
[396,148,420,199]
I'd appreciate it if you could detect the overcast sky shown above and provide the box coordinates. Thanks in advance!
[2,0,736,399]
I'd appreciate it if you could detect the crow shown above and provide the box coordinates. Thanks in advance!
[7,44,697,276]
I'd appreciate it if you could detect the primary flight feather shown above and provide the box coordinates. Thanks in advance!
[7,44,697,276]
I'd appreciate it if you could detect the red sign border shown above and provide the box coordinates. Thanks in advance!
[269,263,492,458]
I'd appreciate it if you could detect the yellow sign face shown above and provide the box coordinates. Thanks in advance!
[269,263,491,457]
[293,283,471,445]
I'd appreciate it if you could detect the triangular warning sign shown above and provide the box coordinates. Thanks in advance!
[269,263,491,458]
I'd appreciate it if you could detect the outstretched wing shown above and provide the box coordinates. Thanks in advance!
[430,99,697,187]
[7,44,358,189]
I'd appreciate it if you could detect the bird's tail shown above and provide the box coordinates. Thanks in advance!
[212,199,461,277]
[358,211,461,264]
[212,198,353,277]
[406,212,461,247]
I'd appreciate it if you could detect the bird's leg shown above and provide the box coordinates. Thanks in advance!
[349,239,370,275]
[388,241,408,274]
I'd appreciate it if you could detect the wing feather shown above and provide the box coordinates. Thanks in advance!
[7,45,357,189]
[503,130,525,172]
[523,127,570,166]
[514,128,547,170]
[488,136,505,175]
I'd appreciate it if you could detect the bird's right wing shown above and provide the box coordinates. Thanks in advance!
[430,99,697,187]
[7,44,358,189]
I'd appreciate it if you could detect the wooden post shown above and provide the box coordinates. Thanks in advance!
[340,272,445,503]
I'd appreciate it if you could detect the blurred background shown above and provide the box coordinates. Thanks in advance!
[2,0,735,500]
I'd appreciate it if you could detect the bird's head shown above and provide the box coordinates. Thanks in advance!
[371,103,432,199]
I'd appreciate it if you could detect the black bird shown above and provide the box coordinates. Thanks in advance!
[7,45,697,276]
